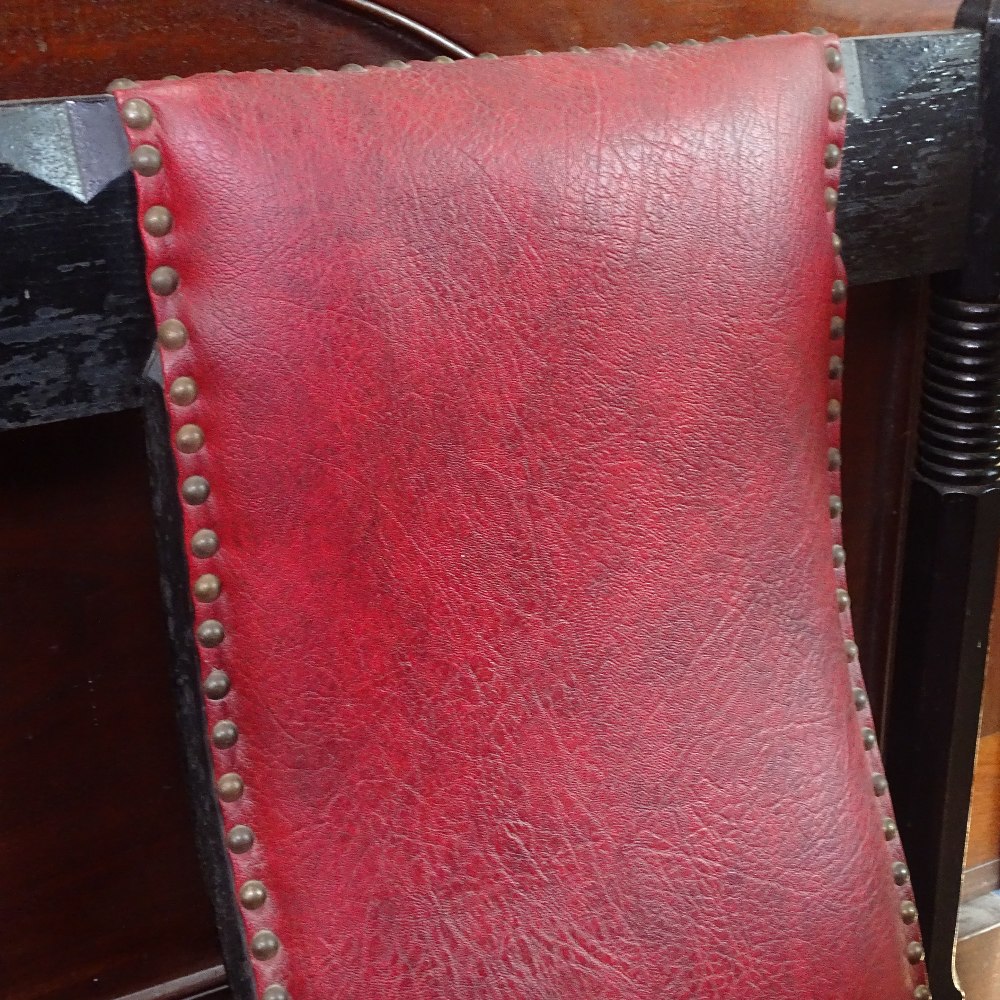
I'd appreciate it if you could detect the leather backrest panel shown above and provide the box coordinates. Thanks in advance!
[117,35,926,1000]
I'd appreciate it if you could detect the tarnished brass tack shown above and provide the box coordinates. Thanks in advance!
[478,51,499,58]
[810,26,828,35]
[182,475,210,505]
[251,929,281,960]
[829,94,846,121]
[824,186,838,211]
[204,669,230,700]
[212,719,238,748]
[384,59,409,68]
[861,727,876,750]
[893,861,910,885]
[176,423,204,454]
[295,66,320,74]
[170,376,197,406]
[907,941,925,964]
[829,356,844,380]
[227,824,254,853]
[157,318,187,349]
[832,232,843,256]
[853,687,868,711]
[832,279,847,303]
[830,315,845,339]
[824,144,841,169]
[191,528,219,558]
[432,55,454,62]
[144,205,173,237]
[872,773,888,796]
[913,986,930,1000]
[883,818,898,840]
[833,544,847,568]
[825,47,843,72]
[198,619,226,647]
[901,900,918,924]
[828,448,842,471]
[262,987,290,1000]
[827,398,841,421]
[844,638,859,660]
[106,77,137,92]
[836,588,850,611]
[240,880,267,909]
[829,495,843,518]
[132,144,163,176]
[217,772,244,802]
[648,42,668,51]
[122,98,154,129]
[340,63,365,72]
[194,573,221,602]
[150,265,179,296]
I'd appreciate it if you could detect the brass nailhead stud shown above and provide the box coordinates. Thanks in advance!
[194,573,221,602]
[862,727,876,750]
[150,265,179,296]
[913,988,930,1000]
[836,588,850,611]
[825,47,843,72]
[212,719,238,748]
[810,26,828,35]
[432,55,454,63]
[340,63,365,72]
[829,94,846,121]
[852,687,868,710]
[893,861,910,885]
[833,544,846,568]
[827,398,841,421]
[901,900,918,924]
[204,669,230,700]
[615,43,633,51]
[157,318,187,349]
[217,69,235,75]
[681,39,699,46]
[832,232,843,255]
[170,376,197,406]
[217,772,244,802]
[163,74,182,81]
[829,356,844,379]
[829,495,843,518]
[872,773,888,796]
[824,187,838,211]
[712,36,732,44]
[227,824,254,853]
[106,77,137,92]
[525,48,544,54]
[828,447,842,471]
[262,987,290,1000]
[240,880,268,909]
[830,315,845,339]
[832,279,847,303]
[251,929,281,961]
[883,818,898,840]
[907,941,925,964]
[122,97,154,129]
[176,423,204,454]
[131,144,163,176]
[824,144,841,169]
[844,638,858,660]
[384,59,409,68]
[648,42,668,51]
[191,528,219,558]
[182,475,210,505]
[478,51,500,58]
[143,205,173,237]
[198,618,226,647]
[295,66,320,74]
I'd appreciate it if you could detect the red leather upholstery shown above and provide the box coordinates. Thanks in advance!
[118,34,927,1000]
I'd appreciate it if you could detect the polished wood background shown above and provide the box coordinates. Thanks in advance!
[0,2,972,999]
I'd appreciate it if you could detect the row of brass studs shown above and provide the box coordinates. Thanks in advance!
[117,96,288,1000]
[818,40,930,1000]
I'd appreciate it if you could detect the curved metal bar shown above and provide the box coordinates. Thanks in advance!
[330,0,475,59]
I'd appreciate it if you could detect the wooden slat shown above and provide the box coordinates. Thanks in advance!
[0,29,984,430]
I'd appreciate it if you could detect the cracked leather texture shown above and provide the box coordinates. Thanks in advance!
[120,34,926,1000]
